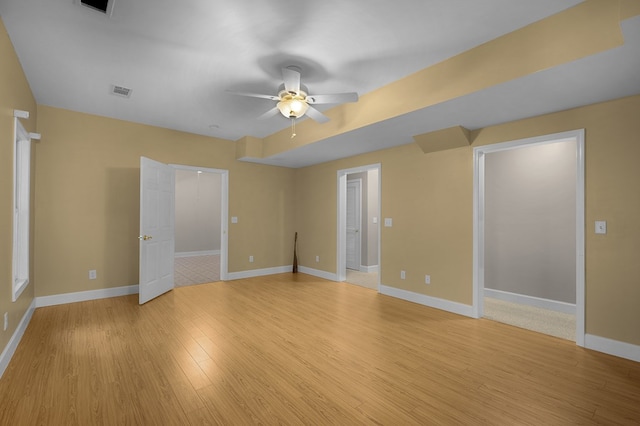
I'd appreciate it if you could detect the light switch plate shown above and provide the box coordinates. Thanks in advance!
[372,217,378,224]
[384,218,393,227]
[231,216,238,224]
[595,220,607,234]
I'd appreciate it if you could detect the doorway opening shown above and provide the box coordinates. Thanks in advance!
[172,164,228,286]
[473,130,585,345]
[337,164,381,290]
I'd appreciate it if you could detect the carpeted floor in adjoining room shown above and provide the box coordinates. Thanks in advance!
[345,269,378,290]
[483,297,576,341]
[174,254,220,287]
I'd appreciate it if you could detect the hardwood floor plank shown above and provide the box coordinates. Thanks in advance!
[1,273,639,424]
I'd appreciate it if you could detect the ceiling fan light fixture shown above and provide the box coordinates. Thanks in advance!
[277,95,309,118]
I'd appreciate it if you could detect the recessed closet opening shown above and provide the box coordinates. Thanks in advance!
[473,130,585,345]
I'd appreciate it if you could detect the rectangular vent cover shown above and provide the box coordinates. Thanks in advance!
[76,0,114,16]
[111,85,132,98]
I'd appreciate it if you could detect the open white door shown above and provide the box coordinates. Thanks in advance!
[139,157,175,304]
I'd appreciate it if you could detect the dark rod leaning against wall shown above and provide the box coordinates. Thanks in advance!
[293,232,298,273]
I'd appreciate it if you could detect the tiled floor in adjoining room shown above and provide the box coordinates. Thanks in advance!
[174,254,220,287]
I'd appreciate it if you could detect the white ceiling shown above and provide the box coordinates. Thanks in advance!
[2,0,639,168]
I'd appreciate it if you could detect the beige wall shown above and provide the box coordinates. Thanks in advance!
[295,144,473,303]
[0,19,37,355]
[34,106,295,297]
[295,95,640,346]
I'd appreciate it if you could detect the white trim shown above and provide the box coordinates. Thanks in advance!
[484,288,576,315]
[174,250,220,258]
[13,109,29,119]
[0,299,36,379]
[12,118,31,302]
[473,129,585,346]
[36,285,139,308]
[337,173,347,282]
[380,285,475,318]
[585,334,640,363]
[337,163,381,283]
[298,266,339,281]
[226,265,293,280]
[575,132,585,347]
[360,265,379,273]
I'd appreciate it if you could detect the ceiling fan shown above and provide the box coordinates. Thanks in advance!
[228,66,358,131]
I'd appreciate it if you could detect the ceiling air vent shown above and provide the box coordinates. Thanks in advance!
[110,85,132,98]
[75,0,114,16]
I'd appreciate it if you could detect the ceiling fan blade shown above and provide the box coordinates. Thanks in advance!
[282,67,301,94]
[306,92,359,104]
[226,90,279,101]
[257,107,280,120]
[305,105,330,123]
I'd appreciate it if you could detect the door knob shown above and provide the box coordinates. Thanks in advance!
[138,235,153,240]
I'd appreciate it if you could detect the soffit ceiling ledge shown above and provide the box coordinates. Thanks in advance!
[235,136,263,161]
[235,0,634,163]
[414,126,471,154]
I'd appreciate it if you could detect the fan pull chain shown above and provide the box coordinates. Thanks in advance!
[291,118,297,138]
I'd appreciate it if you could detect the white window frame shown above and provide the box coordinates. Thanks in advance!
[12,117,31,301]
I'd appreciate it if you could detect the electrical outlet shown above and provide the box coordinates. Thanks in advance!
[425,275,431,284]
[89,269,97,280]
[400,270,406,279]
[316,255,320,262]
[4,312,8,331]
[249,255,254,263]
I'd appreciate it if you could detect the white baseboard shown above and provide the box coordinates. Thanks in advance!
[36,285,139,308]
[298,266,338,281]
[484,288,576,315]
[585,334,640,363]
[0,299,36,379]
[226,265,293,280]
[380,284,475,318]
[360,265,379,273]
[175,250,220,258]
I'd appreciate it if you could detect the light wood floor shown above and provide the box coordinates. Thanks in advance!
[1,274,639,425]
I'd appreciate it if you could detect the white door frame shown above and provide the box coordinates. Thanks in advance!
[346,178,362,271]
[472,129,585,346]
[171,164,229,281]
[337,163,381,283]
